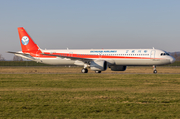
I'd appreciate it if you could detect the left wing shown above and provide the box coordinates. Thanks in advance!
[41,53,93,62]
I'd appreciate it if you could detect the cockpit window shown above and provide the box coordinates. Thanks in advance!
[166,53,170,55]
[161,53,170,56]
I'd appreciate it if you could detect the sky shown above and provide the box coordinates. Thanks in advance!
[0,0,180,60]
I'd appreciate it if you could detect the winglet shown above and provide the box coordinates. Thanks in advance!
[18,27,42,53]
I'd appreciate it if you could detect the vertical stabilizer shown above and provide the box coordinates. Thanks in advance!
[18,27,41,53]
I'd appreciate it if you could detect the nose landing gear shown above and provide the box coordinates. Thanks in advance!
[153,65,157,74]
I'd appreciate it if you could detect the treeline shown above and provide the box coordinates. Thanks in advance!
[170,52,180,61]
[0,61,180,66]
[167,61,180,66]
[0,61,52,66]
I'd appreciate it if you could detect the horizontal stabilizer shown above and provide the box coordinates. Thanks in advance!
[7,51,36,61]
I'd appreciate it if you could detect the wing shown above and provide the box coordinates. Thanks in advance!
[41,53,93,62]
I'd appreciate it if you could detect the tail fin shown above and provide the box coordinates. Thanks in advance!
[18,27,41,53]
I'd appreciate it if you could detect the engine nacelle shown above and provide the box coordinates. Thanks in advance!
[90,60,107,71]
[110,65,127,71]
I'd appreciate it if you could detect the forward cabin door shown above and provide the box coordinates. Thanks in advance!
[150,50,155,59]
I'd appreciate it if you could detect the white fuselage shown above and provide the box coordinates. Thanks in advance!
[16,48,175,66]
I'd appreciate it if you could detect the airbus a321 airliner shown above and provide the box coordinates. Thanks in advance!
[8,27,175,74]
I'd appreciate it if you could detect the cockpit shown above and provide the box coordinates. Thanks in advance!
[160,52,170,56]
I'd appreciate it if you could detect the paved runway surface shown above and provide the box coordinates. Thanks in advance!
[0,66,180,74]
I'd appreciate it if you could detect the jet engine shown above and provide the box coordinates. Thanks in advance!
[90,60,107,71]
[110,65,127,71]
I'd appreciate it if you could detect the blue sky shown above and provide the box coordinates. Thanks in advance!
[0,0,180,60]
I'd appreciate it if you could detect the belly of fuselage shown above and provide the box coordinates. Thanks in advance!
[113,58,170,66]
[39,57,170,66]
[39,58,75,65]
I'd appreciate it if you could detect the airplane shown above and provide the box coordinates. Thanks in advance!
[8,27,175,74]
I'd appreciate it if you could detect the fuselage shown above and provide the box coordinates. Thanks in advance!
[16,48,175,66]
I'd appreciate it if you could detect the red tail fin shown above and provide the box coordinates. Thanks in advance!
[18,27,41,53]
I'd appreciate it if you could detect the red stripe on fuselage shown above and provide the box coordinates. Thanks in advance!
[34,52,160,60]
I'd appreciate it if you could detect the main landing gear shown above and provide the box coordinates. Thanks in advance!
[95,71,101,73]
[81,64,102,73]
[81,68,88,73]
[153,65,157,74]
[81,68,102,73]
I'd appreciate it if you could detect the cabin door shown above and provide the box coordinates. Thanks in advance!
[151,50,155,59]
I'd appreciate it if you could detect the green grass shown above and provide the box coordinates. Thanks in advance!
[1,74,180,118]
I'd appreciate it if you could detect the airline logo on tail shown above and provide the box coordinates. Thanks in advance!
[21,36,29,45]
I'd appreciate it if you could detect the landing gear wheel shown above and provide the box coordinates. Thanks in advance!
[153,70,157,74]
[81,68,88,73]
[153,65,157,74]
[95,71,101,73]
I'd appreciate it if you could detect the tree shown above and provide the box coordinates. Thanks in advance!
[177,56,180,61]
[173,52,180,61]
[0,54,5,61]
[13,55,23,61]
[174,52,178,59]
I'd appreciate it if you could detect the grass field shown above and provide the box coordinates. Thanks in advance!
[0,67,180,118]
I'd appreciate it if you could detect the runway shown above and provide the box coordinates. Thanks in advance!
[0,66,180,74]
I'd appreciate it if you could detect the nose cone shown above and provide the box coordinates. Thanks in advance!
[170,57,176,63]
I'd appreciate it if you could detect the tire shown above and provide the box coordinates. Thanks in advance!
[95,71,101,73]
[81,68,88,73]
[153,70,157,74]
[85,69,88,73]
